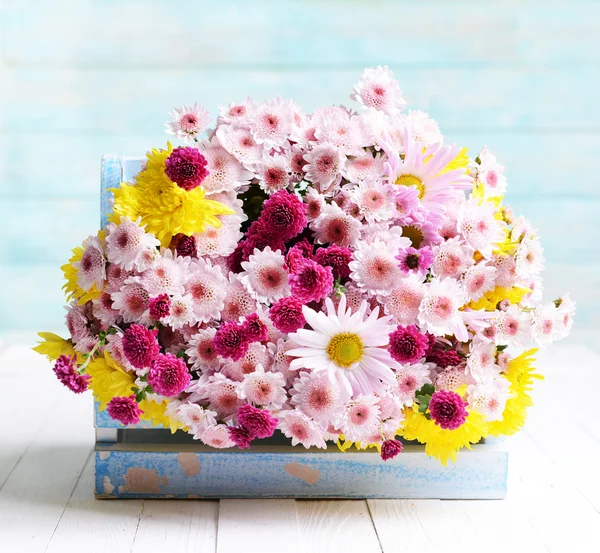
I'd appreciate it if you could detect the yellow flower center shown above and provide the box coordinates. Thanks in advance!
[326,332,364,368]
[395,174,425,198]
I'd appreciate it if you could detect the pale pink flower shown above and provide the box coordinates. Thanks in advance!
[313,108,367,155]
[255,153,291,194]
[494,305,530,347]
[111,282,151,325]
[186,327,221,372]
[457,199,506,259]
[531,304,561,346]
[240,247,290,304]
[291,371,346,424]
[466,339,501,383]
[135,249,188,296]
[199,137,254,194]
[462,263,497,301]
[311,202,362,247]
[278,409,327,449]
[204,373,243,419]
[399,110,443,146]
[303,144,344,193]
[221,342,270,382]
[193,218,243,258]
[431,237,475,279]
[218,98,255,124]
[476,146,507,198]
[341,395,381,442]
[249,98,294,148]
[394,363,432,405]
[200,424,236,448]
[381,275,425,325]
[349,239,402,297]
[467,378,511,422]
[184,258,228,323]
[239,364,287,409]
[165,103,211,142]
[163,294,196,330]
[349,179,395,224]
[342,152,385,184]
[215,123,263,168]
[418,278,469,341]
[221,273,259,321]
[74,235,106,291]
[351,66,406,115]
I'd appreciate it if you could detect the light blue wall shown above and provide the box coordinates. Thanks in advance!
[1,1,598,340]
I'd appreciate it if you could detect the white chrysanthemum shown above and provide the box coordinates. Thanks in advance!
[134,243,161,272]
[349,239,401,297]
[491,253,518,288]
[239,364,287,409]
[530,304,561,346]
[287,294,399,396]
[221,273,259,321]
[204,373,243,419]
[466,339,501,383]
[462,263,497,301]
[431,237,475,279]
[349,179,395,224]
[221,342,270,382]
[249,98,294,148]
[510,215,533,243]
[340,395,381,442]
[467,378,511,422]
[215,123,263,168]
[290,371,346,424]
[186,327,220,372]
[111,282,151,325]
[381,275,425,325]
[494,305,530,347]
[105,217,159,271]
[476,146,507,198]
[163,294,196,330]
[165,103,211,142]
[342,152,385,184]
[304,186,326,222]
[240,246,290,304]
[136,249,188,296]
[556,293,576,339]
[351,65,406,115]
[399,110,443,146]
[218,97,255,124]
[394,363,433,405]
[418,278,469,341]
[73,235,106,292]
[255,153,291,194]
[457,198,506,259]
[515,235,545,279]
[199,137,254,194]
[278,409,327,449]
[200,424,236,448]
[313,108,367,155]
[175,402,218,438]
[193,217,243,258]
[311,202,362,247]
[303,144,344,193]
[183,258,227,323]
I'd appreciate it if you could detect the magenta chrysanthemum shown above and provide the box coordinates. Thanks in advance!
[259,190,307,241]
[388,325,429,364]
[381,439,403,461]
[147,352,191,397]
[289,259,333,303]
[427,348,461,369]
[122,324,160,369]
[269,296,306,333]
[148,294,171,321]
[396,246,434,276]
[240,223,287,262]
[285,240,314,273]
[173,233,197,258]
[213,320,249,361]
[314,244,352,280]
[242,313,269,343]
[164,146,209,191]
[237,404,278,439]
[107,395,144,425]
[428,390,469,430]
[53,354,90,394]
[228,425,253,449]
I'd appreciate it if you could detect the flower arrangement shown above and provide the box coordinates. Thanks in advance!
[35,67,574,465]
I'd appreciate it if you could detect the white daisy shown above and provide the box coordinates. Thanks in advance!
[278,409,327,449]
[239,364,287,409]
[199,136,254,194]
[184,258,227,323]
[240,246,290,304]
[287,294,399,396]
[351,65,406,115]
[340,395,381,442]
[303,144,344,193]
[290,371,346,424]
[418,278,469,341]
[349,239,401,297]
[74,235,106,292]
[311,202,362,247]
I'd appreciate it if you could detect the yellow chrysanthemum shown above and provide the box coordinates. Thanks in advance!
[489,349,542,437]
[61,241,103,305]
[86,352,136,409]
[33,332,81,362]
[466,285,531,311]
[138,399,187,433]
[110,143,234,247]
[399,405,489,466]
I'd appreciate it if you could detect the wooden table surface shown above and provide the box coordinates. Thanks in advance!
[0,338,598,553]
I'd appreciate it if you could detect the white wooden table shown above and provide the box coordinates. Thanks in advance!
[1,338,599,553]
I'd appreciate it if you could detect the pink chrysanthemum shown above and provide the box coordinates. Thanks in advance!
[278,409,327,449]
[200,424,236,449]
[349,239,401,296]
[184,258,227,323]
[388,325,429,364]
[107,395,143,425]
[148,352,191,397]
[240,365,287,409]
[165,103,211,142]
[186,328,220,372]
[303,144,344,193]
[53,354,90,394]
[311,202,362,247]
[164,146,209,191]
[427,348,462,369]
[173,234,197,259]
[213,320,249,361]
[290,371,344,424]
[260,190,307,241]
[289,259,333,303]
[304,187,326,222]
[341,395,381,442]
[394,363,432,404]
[256,154,291,194]
[221,341,270,382]
[396,246,433,277]
[74,235,106,292]
[228,425,253,449]
[249,98,294,148]
[240,247,290,304]
[285,241,314,273]
[314,244,353,280]
[220,274,258,322]
[216,123,263,168]
[428,390,469,430]
[381,439,403,461]
[199,136,254,194]
[381,275,425,325]
[122,324,160,369]
[351,66,406,115]
[237,404,279,439]
[205,374,243,418]
[92,291,121,327]
[349,179,395,224]
[148,294,171,321]
[269,296,306,333]
[242,312,269,343]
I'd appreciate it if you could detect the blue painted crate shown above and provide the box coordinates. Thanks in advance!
[95,154,508,499]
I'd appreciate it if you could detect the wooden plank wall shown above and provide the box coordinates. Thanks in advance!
[0,0,598,339]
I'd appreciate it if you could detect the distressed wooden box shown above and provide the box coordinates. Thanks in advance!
[96,154,508,499]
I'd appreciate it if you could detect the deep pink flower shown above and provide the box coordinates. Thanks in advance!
[228,425,253,449]
[289,259,333,302]
[285,240,314,273]
[428,390,469,430]
[107,395,144,425]
[147,352,191,396]
[269,296,306,333]
[213,320,249,361]
[173,233,197,258]
[122,324,160,369]
[164,146,209,191]
[259,190,307,241]
[240,228,286,262]
[381,439,403,461]
[237,404,278,439]
[227,241,246,273]
[148,294,171,321]
[426,349,462,369]
[314,244,353,280]
[424,333,436,356]
[53,354,90,394]
[388,325,429,364]
[242,313,269,343]
[396,246,434,276]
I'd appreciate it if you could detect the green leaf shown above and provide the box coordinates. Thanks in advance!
[496,344,508,352]
[416,383,435,397]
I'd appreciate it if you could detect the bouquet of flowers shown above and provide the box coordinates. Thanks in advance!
[35,66,574,464]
